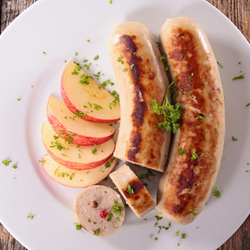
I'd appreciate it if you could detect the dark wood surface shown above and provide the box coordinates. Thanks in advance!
[0,0,249,249]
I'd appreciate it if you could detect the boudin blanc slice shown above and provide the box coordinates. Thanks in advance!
[73,185,125,236]
[109,164,156,218]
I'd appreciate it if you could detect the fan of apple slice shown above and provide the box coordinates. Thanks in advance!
[42,121,115,170]
[47,96,115,146]
[61,61,120,123]
[42,155,116,188]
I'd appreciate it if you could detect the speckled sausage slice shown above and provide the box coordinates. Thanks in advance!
[108,22,170,172]
[73,185,125,236]
[110,164,156,218]
[157,17,225,225]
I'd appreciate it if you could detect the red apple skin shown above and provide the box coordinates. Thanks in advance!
[61,79,120,123]
[47,105,115,146]
[42,121,116,170]
[44,145,115,170]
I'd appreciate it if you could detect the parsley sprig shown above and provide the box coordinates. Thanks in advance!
[151,79,183,133]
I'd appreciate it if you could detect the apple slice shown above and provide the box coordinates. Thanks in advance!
[61,61,120,123]
[47,96,115,146]
[41,155,117,188]
[42,121,115,170]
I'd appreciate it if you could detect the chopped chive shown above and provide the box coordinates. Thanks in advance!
[217,61,223,68]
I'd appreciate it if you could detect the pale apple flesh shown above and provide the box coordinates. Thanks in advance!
[41,121,115,170]
[61,61,120,123]
[47,96,115,146]
[42,155,117,188]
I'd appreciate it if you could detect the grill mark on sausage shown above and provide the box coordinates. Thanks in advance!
[164,28,222,216]
[127,133,141,162]
[118,35,147,162]
[123,179,144,198]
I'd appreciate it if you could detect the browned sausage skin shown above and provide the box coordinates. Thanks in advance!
[108,22,170,172]
[157,17,225,224]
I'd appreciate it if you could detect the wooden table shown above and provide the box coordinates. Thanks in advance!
[0,0,249,249]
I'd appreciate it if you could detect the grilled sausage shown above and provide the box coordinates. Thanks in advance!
[157,17,225,224]
[110,164,156,218]
[108,22,170,172]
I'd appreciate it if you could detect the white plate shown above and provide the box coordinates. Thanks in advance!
[0,0,249,249]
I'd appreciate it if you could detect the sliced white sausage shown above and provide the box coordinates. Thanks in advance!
[110,164,156,218]
[73,185,125,236]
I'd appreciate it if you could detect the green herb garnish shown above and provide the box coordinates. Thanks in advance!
[79,73,93,85]
[105,162,111,168]
[155,215,163,221]
[50,140,68,151]
[12,164,18,169]
[74,223,82,230]
[74,110,86,118]
[232,74,245,80]
[151,79,183,133]
[2,159,12,166]
[93,71,101,80]
[99,79,115,89]
[217,61,223,68]
[195,115,205,122]
[91,148,97,155]
[93,103,104,110]
[159,55,166,62]
[189,209,198,216]
[138,169,155,186]
[188,72,194,81]
[71,69,79,75]
[93,228,100,235]
[27,213,35,220]
[117,57,124,64]
[191,151,199,160]
[181,233,186,239]
[232,136,238,141]
[126,184,134,194]
[83,62,92,70]
[111,200,123,215]
[107,213,113,221]
[177,148,185,155]
[213,185,221,198]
